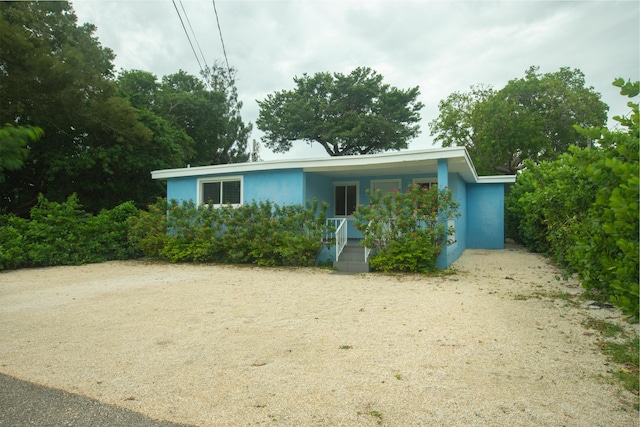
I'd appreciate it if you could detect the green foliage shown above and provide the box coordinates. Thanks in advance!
[430,66,608,175]
[257,67,424,156]
[0,3,251,214]
[146,198,329,267]
[506,79,639,321]
[0,194,140,270]
[0,214,28,270]
[127,197,169,258]
[354,184,459,273]
[0,124,43,184]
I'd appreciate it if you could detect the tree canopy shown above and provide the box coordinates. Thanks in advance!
[0,124,43,183]
[429,66,609,175]
[257,67,424,156]
[0,2,251,214]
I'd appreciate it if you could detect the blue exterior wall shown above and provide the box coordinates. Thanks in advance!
[166,170,305,206]
[467,183,505,249]
[244,169,304,205]
[446,173,467,265]
[167,177,197,203]
[304,172,333,206]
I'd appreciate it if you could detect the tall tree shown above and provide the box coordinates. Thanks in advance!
[429,66,609,175]
[0,1,157,213]
[159,64,251,166]
[257,67,424,156]
[0,124,43,183]
[117,65,252,167]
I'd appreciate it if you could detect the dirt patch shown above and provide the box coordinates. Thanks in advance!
[0,246,636,426]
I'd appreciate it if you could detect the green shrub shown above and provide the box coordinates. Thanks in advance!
[506,79,639,321]
[156,198,329,267]
[0,214,29,269]
[354,184,460,273]
[127,197,169,258]
[0,194,140,270]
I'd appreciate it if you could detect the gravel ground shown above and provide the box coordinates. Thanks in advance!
[0,245,637,426]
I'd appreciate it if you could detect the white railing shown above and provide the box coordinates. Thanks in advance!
[363,219,373,262]
[326,218,347,261]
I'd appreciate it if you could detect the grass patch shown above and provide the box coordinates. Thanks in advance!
[357,410,382,424]
[583,318,626,338]
[583,316,639,406]
[338,345,353,350]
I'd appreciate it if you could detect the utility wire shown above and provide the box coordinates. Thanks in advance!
[172,0,205,76]
[212,0,231,76]
[179,0,208,70]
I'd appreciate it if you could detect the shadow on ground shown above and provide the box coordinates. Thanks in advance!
[0,373,195,427]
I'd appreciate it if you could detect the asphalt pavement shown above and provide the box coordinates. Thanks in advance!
[0,373,196,427]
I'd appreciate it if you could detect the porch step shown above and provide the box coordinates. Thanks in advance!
[333,240,370,273]
[337,243,367,261]
[333,260,370,273]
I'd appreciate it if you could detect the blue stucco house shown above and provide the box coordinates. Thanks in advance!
[151,147,515,271]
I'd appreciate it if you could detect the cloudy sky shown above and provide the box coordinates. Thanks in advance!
[72,0,639,161]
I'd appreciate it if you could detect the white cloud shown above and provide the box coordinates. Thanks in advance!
[72,0,639,160]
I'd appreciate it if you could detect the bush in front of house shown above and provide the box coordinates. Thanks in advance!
[0,194,141,270]
[129,198,330,267]
[354,184,460,273]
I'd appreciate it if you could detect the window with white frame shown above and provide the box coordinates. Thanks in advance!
[412,177,438,190]
[334,182,358,216]
[370,178,401,195]
[198,176,243,207]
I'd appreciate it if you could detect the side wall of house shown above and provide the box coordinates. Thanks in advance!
[446,173,467,265]
[466,183,505,249]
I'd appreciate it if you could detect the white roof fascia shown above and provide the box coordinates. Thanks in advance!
[151,147,470,180]
[476,175,517,184]
[150,146,515,184]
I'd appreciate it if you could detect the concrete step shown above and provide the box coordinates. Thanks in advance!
[338,246,367,262]
[333,260,370,273]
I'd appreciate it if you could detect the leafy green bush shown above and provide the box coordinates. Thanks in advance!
[127,197,169,258]
[506,79,639,321]
[354,184,460,273]
[153,198,329,267]
[0,194,140,270]
[0,214,29,269]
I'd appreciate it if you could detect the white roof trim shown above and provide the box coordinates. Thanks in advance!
[477,175,517,184]
[151,146,515,184]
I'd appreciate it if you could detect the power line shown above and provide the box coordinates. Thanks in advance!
[212,0,231,76]
[172,0,204,76]
[179,0,208,70]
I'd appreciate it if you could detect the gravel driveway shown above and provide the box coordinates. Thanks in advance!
[0,246,636,426]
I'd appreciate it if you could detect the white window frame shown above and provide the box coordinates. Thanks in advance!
[370,178,402,195]
[197,175,243,207]
[334,181,359,217]
[412,177,438,190]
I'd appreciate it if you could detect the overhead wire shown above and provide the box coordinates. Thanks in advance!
[172,0,205,77]
[178,0,209,70]
[212,0,232,77]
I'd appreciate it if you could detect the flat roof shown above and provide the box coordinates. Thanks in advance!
[151,147,516,184]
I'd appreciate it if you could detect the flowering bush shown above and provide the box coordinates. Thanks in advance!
[354,184,459,273]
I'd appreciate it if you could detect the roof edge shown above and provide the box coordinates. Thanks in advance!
[151,147,469,180]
